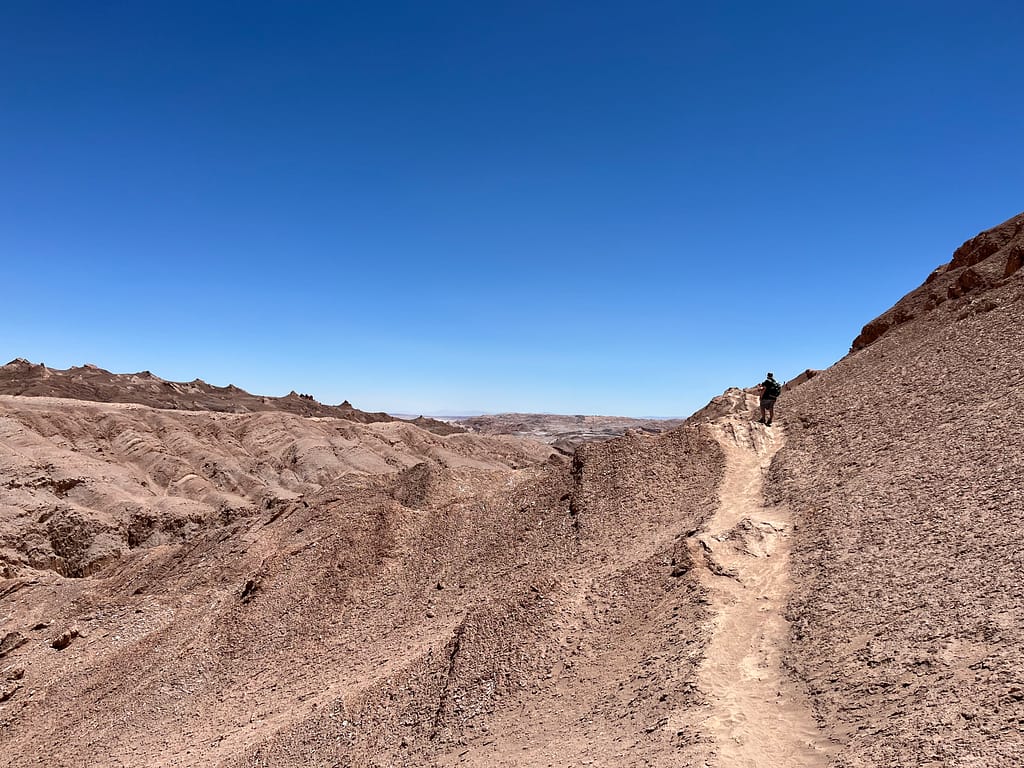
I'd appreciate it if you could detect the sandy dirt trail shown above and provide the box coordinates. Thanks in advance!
[694,418,835,767]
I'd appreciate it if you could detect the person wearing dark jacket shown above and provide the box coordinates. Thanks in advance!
[758,372,781,426]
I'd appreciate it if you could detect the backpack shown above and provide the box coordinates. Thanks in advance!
[764,378,781,398]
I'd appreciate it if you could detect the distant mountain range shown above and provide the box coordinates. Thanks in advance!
[0,359,463,435]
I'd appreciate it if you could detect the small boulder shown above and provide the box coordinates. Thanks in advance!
[4,666,25,681]
[51,628,80,650]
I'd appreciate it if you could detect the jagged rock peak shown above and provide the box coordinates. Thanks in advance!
[950,211,1024,271]
[851,210,1024,352]
[5,358,42,368]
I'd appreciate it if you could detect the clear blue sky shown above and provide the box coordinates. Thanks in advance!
[3,2,1022,417]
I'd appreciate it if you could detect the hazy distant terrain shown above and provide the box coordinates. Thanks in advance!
[454,383,817,454]
[454,412,688,453]
[1,212,1023,766]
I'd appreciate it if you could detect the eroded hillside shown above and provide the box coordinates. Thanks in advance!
[770,211,1024,766]
[0,390,724,767]
[2,211,1023,767]
[0,396,543,580]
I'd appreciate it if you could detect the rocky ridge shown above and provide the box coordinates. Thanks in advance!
[0,360,462,436]
[851,211,1024,351]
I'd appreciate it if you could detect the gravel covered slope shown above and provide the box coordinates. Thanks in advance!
[769,213,1024,767]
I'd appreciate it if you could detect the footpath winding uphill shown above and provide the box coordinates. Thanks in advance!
[694,416,834,767]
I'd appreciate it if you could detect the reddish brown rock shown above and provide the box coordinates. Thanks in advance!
[851,211,1024,350]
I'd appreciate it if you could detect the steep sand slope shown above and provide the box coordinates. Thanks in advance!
[444,428,724,768]
[770,212,1024,766]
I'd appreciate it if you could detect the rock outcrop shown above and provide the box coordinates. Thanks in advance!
[851,211,1024,351]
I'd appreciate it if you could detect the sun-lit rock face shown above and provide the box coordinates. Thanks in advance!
[851,211,1024,351]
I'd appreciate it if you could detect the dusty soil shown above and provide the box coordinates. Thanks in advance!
[695,417,836,768]
[0,395,723,767]
[2,210,1023,766]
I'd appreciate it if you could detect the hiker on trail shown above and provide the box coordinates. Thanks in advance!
[758,372,781,426]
